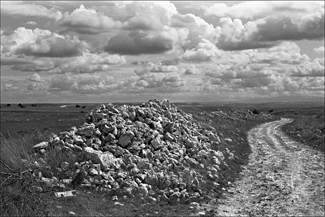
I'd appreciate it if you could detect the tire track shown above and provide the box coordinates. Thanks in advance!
[214,118,325,216]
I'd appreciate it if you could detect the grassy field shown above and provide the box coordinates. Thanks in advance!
[0,101,323,216]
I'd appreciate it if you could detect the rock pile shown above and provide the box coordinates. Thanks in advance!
[31,99,232,204]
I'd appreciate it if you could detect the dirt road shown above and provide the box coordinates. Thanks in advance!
[215,118,325,216]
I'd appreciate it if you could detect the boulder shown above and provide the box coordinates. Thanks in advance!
[118,132,134,147]
[84,147,120,171]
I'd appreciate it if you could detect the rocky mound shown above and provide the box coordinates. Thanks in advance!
[31,99,233,204]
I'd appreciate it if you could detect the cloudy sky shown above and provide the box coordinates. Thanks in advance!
[1,1,324,103]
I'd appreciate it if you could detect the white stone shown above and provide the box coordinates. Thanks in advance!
[33,141,48,149]
[84,147,120,171]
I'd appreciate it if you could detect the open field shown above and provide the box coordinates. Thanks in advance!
[0,101,324,216]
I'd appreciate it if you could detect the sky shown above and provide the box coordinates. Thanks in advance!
[0,1,324,103]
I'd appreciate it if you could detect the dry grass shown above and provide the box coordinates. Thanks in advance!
[0,130,51,217]
[282,113,325,152]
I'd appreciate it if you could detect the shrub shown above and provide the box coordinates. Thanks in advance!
[6,104,11,107]
[268,109,274,113]
[76,104,80,108]
[82,106,86,109]
[0,131,51,216]
[252,109,260,115]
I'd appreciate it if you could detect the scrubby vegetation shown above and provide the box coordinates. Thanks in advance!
[0,131,51,217]
[282,113,325,152]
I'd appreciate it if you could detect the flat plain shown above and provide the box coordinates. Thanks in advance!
[0,101,324,216]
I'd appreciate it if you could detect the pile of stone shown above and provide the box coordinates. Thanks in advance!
[30,99,232,204]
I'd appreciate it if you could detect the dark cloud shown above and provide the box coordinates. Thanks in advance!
[216,40,278,51]
[0,57,34,65]
[104,30,177,55]
[161,59,180,66]
[216,14,324,51]
[256,16,324,42]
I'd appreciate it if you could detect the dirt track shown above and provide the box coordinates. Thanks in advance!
[215,118,325,216]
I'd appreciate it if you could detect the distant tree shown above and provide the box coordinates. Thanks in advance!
[252,109,260,115]
[82,106,86,109]
[18,103,23,107]
[7,104,11,107]
[268,109,274,113]
[76,104,80,108]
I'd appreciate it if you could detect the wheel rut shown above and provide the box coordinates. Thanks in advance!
[214,118,325,216]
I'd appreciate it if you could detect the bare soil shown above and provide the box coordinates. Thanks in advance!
[212,118,325,216]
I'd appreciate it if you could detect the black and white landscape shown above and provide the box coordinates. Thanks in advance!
[1,1,324,217]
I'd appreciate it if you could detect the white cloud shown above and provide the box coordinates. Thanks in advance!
[313,46,325,54]
[204,1,324,20]
[181,39,223,62]
[26,21,38,26]
[134,62,178,76]
[214,7,324,51]
[49,73,122,94]
[122,1,178,30]
[1,1,62,21]
[58,4,122,34]
[184,65,200,75]
[28,73,43,82]
[48,51,126,74]
[290,58,325,77]
[2,83,18,92]
[1,27,88,57]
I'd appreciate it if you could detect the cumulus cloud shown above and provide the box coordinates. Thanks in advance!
[215,7,324,51]
[313,46,325,54]
[131,61,185,92]
[249,41,310,64]
[104,27,179,55]
[134,62,179,76]
[181,38,223,62]
[171,13,220,50]
[2,83,18,91]
[48,51,126,74]
[290,58,325,77]
[1,1,62,21]
[12,61,55,72]
[2,27,88,57]
[204,1,324,20]
[58,4,122,34]
[58,2,178,34]
[49,73,122,94]
[28,73,43,82]
[27,82,48,92]
[184,65,200,75]
[121,1,178,30]
[135,73,185,89]
[26,21,38,26]
[0,56,35,65]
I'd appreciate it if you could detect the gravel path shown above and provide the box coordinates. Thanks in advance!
[215,118,325,216]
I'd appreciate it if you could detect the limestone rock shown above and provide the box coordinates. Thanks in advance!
[118,132,134,147]
[84,147,120,171]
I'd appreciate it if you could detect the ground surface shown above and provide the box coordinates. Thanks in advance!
[213,118,325,216]
[1,102,324,216]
